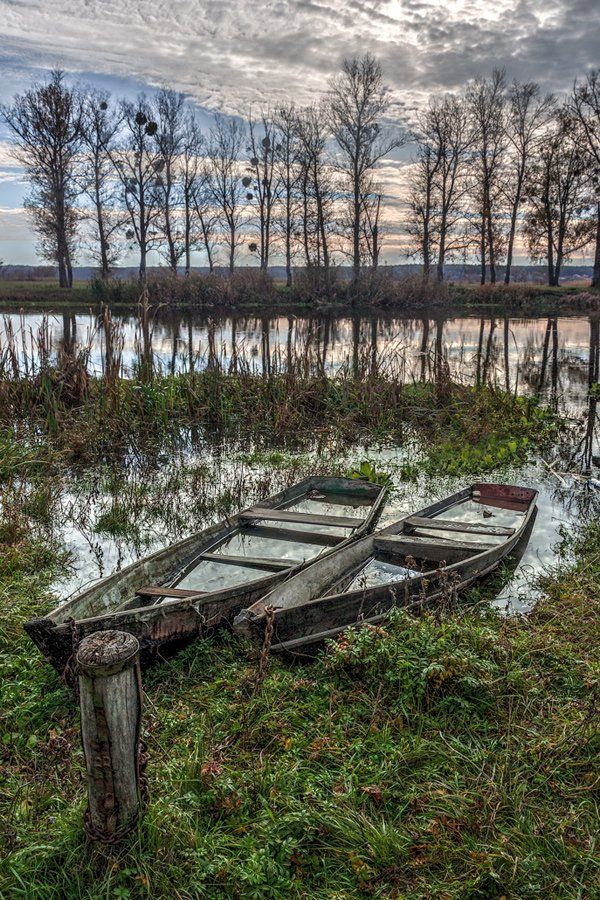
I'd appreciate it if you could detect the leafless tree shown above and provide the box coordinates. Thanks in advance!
[361,186,383,267]
[179,110,210,276]
[273,103,302,287]
[208,115,246,275]
[503,81,555,284]
[79,89,124,278]
[408,94,473,281]
[524,111,595,286]
[296,104,335,280]
[155,88,186,273]
[467,69,508,284]
[247,110,280,270]
[111,97,162,280]
[329,54,403,280]
[571,71,600,288]
[2,69,83,287]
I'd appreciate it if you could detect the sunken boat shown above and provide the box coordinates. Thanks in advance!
[25,476,387,671]
[233,483,538,652]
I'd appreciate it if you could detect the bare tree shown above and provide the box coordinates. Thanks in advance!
[361,186,383,268]
[273,103,302,287]
[247,110,279,270]
[408,94,473,281]
[467,70,508,284]
[180,111,218,274]
[79,89,124,278]
[155,88,186,273]
[571,71,600,288]
[524,111,595,286]
[503,81,555,284]
[296,104,335,280]
[408,141,441,279]
[329,54,403,280]
[2,70,83,287]
[208,115,246,275]
[111,97,161,280]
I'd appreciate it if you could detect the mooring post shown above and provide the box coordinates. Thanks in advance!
[76,630,143,843]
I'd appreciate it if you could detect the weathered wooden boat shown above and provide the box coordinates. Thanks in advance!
[25,476,387,671]
[233,483,538,652]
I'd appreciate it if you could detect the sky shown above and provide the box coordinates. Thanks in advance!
[0,0,598,266]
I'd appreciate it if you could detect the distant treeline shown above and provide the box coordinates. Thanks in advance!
[2,62,600,291]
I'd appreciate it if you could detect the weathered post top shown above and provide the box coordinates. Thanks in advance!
[77,630,140,677]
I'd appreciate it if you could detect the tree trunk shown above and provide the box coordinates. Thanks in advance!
[504,171,524,286]
[546,218,555,287]
[184,203,191,278]
[139,245,147,282]
[352,170,360,282]
[229,224,235,276]
[480,212,486,285]
[486,194,496,285]
[592,203,600,290]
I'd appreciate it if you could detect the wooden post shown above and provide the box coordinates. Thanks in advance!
[77,630,143,843]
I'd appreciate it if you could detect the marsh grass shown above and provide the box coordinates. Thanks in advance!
[0,523,598,898]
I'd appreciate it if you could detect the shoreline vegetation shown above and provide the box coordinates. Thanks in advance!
[0,272,599,316]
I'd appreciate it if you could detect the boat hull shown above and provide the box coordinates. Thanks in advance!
[234,483,538,652]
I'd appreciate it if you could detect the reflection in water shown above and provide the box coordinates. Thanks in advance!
[2,309,596,408]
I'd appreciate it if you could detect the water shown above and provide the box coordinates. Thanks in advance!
[2,306,599,613]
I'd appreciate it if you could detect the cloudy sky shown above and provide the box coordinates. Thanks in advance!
[0,0,598,265]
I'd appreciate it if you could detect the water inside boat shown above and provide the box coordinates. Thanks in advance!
[345,558,421,592]
[338,494,531,592]
[172,490,374,595]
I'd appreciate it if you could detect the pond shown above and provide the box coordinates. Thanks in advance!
[2,306,599,615]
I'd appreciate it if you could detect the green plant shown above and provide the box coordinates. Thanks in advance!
[346,460,394,488]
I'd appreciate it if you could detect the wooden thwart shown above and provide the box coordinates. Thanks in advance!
[242,524,344,547]
[241,507,363,529]
[405,516,515,537]
[136,585,206,599]
[199,552,291,571]
[374,535,495,560]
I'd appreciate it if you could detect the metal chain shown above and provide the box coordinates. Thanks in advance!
[253,605,275,695]
[61,617,81,694]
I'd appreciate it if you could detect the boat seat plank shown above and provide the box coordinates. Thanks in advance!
[405,516,515,537]
[199,552,291,571]
[240,507,364,529]
[374,535,495,560]
[241,524,343,547]
[135,585,206,599]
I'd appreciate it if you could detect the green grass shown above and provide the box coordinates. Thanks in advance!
[0,522,598,898]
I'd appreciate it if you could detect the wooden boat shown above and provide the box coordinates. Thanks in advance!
[25,476,386,671]
[233,483,538,652]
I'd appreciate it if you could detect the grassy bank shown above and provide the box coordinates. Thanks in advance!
[1,509,598,897]
[1,273,598,315]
